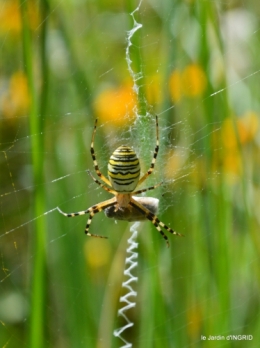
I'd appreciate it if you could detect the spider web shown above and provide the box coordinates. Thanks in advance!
[0,0,260,347]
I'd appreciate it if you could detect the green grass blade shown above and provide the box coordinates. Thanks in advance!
[20,1,48,347]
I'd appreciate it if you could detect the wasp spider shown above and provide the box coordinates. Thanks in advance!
[57,116,183,247]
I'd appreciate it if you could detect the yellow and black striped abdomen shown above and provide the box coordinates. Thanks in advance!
[108,146,140,193]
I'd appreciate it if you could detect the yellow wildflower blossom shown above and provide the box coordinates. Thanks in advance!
[84,238,111,269]
[169,70,182,103]
[2,71,30,118]
[146,75,162,105]
[181,64,207,97]
[237,111,259,144]
[222,112,258,150]
[169,64,207,103]
[0,0,39,36]
[220,112,258,178]
[164,149,185,181]
[0,1,21,34]
[93,84,137,126]
[222,118,237,150]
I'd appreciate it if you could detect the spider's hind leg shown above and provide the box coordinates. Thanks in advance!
[129,197,183,247]
[129,199,170,247]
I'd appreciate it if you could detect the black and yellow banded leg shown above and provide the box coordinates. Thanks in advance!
[129,198,183,247]
[85,197,116,238]
[57,206,89,217]
[57,197,117,238]
[85,210,107,238]
[87,170,117,195]
[90,119,112,187]
[132,182,163,195]
[137,115,159,187]
[84,197,117,238]
[130,199,169,246]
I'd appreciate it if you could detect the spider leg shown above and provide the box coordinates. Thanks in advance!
[129,197,183,247]
[132,181,163,195]
[57,206,89,217]
[85,197,117,238]
[57,197,117,238]
[87,170,117,195]
[137,115,159,187]
[90,119,112,187]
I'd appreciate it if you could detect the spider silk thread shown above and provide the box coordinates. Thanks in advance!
[113,222,139,348]
[125,0,143,96]
[114,5,142,345]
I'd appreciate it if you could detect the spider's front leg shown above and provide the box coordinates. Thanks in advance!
[57,197,117,239]
[90,119,112,187]
[85,197,117,238]
[85,208,108,238]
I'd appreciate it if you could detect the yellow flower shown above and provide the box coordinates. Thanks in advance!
[187,303,202,340]
[223,149,242,176]
[93,84,137,126]
[2,71,30,118]
[220,113,259,178]
[237,111,259,144]
[169,70,182,103]
[0,0,39,35]
[222,118,237,150]
[212,113,258,182]
[221,118,242,176]
[164,149,183,180]
[169,64,207,103]
[0,1,21,35]
[222,112,259,150]
[146,74,162,105]
[181,64,207,97]
[84,238,111,269]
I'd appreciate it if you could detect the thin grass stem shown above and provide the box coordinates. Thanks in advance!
[20,1,48,347]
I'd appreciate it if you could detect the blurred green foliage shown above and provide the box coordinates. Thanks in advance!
[0,0,260,347]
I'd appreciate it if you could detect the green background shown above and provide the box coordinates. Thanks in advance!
[0,0,260,347]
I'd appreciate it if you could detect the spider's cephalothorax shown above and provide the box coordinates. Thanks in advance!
[57,116,183,247]
[108,145,140,193]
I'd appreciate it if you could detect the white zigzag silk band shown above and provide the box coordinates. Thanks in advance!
[113,222,139,348]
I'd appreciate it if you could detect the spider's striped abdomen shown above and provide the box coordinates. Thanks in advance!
[108,145,140,193]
